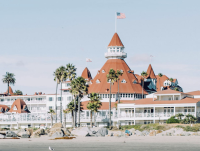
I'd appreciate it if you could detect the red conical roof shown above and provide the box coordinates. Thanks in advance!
[81,67,92,81]
[88,59,147,94]
[146,64,156,79]
[6,86,14,95]
[108,33,124,47]
[9,99,30,113]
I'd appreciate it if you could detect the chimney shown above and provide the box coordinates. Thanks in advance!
[38,92,42,95]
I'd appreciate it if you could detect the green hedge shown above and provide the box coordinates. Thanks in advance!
[166,117,180,124]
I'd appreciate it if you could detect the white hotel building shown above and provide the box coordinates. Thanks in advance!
[0,33,199,128]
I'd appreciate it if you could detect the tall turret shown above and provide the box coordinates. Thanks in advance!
[105,33,127,59]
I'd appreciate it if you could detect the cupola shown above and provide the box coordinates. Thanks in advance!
[105,33,127,59]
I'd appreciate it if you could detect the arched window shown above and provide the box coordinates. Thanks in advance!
[121,79,126,83]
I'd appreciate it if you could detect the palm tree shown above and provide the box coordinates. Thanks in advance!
[66,100,77,127]
[141,71,148,99]
[87,93,102,127]
[14,90,23,95]
[63,109,68,129]
[70,77,87,127]
[116,70,123,103]
[87,102,95,127]
[48,109,55,127]
[65,63,76,81]
[158,73,163,91]
[58,66,67,124]
[107,69,118,127]
[65,63,76,126]
[175,113,184,120]
[2,72,16,95]
[53,68,61,123]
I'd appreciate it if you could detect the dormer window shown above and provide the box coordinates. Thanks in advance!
[121,79,126,83]
[102,70,105,73]
[133,80,137,84]
[96,79,100,83]
[13,105,17,110]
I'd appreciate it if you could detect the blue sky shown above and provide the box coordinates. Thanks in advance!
[0,0,200,94]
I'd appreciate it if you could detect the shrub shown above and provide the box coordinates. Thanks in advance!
[166,117,179,124]
[184,126,199,132]
[175,125,184,129]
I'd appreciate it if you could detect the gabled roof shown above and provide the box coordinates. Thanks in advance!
[0,105,9,113]
[156,75,169,91]
[88,59,148,94]
[6,86,14,95]
[146,64,156,79]
[81,67,92,81]
[187,90,200,95]
[108,33,124,47]
[9,99,30,113]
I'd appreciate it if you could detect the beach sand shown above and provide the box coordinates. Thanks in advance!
[0,135,199,151]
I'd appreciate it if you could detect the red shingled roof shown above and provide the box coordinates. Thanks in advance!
[81,101,117,110]
[187,90,200,96]
[88,59,148,94]
[108,33,124,47]
[81,67,92,81]
[146,64,156,79]
[9,99,30,113]
[6,86,14,95]
[156,75,169,91]
[0,105,9,113]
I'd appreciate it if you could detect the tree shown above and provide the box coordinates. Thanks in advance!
[65,63,76,126]
[63,109,68,129]
[107,69,118,127]
[116,70,123,103]
[70,77,87,127]
[158,73,163,91]
[141,71,148,99]
[48,109,55,127]
[166,116,179,124]
[58,66,68,124]
[169,78,174,85]
[174,87,179,91]
[175,113,184,120]
[53,68,61,123]
[66,99,79,128]
[87,93,102,127]
[14,90,23,95]
[2,72,16,95]
[184,114,197,124]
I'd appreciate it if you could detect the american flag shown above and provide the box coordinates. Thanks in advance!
[86,58,92,62]
[117,12,126,19]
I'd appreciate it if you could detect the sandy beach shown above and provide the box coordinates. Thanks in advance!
[1,135,200,151]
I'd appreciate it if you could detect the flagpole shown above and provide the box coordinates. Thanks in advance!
[115,12,117,32]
